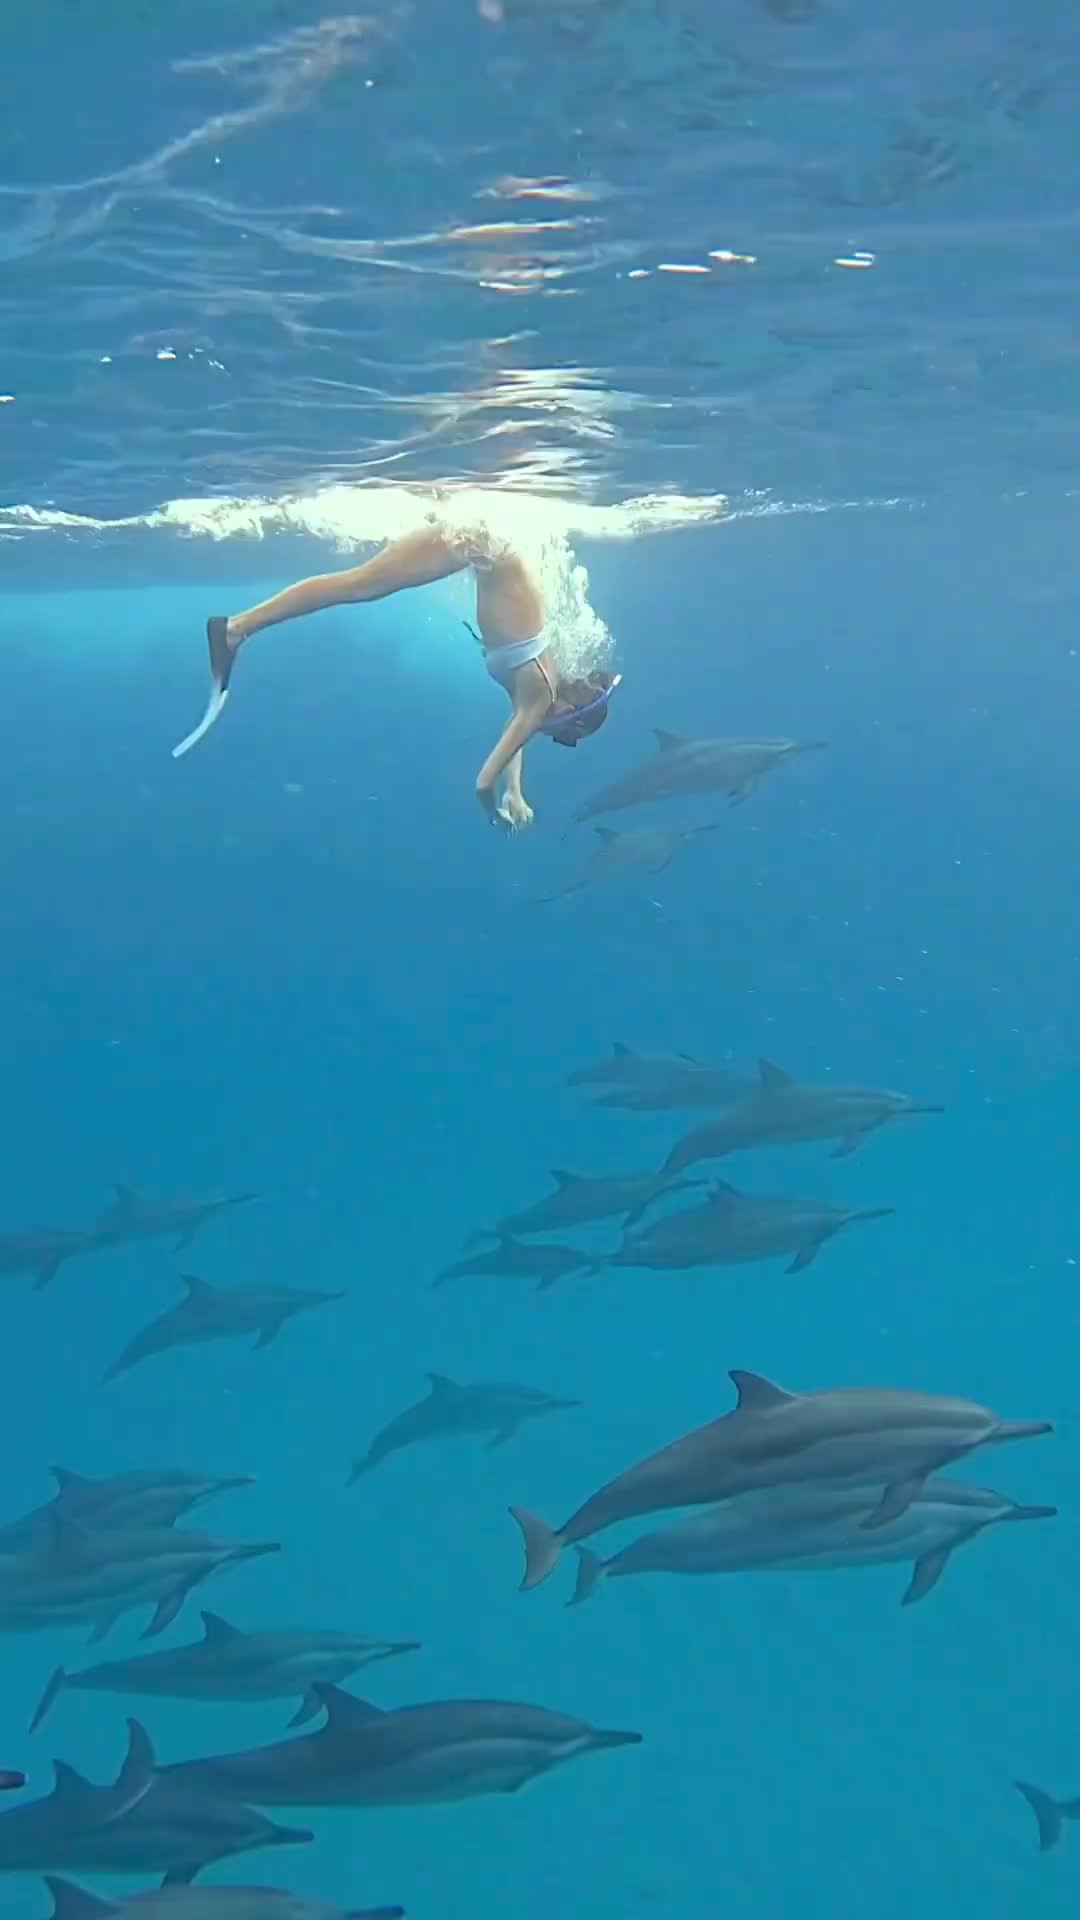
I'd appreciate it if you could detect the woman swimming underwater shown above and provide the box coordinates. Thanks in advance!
[172,524,620,833]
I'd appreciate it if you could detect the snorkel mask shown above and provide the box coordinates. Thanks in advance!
[542,673,622,747]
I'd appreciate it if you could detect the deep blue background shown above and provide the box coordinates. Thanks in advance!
[1,495,1078,1917]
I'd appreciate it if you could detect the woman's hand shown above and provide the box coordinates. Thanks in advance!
[498,791,534,833]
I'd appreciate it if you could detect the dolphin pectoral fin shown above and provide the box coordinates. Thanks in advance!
[287,1688,324,1728]
[728,777,757,806]
[143,1587,185,1638]
[785,1240,823,1274]
[500,1770,537,1793]
[487,1425,518,1448]
[30,1666,68,1732]
[831,1131,870,1159]
[161,1869,199,1889]
[86,1611,122,1647]
[1014,1780,1066,1852]
[901,1547,952,1605]
[568,1548,606,1608]
[861,1476,926,1530]
[253,1317,287,1350]
[509,1505,563,1590]
[34,1258,63,1291]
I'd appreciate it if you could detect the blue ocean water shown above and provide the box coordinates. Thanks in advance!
[3,5,1080,1920]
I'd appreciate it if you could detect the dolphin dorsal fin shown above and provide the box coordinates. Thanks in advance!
[612,1042,632,1056]
[51,1761,95,1809]
[425,1373,459,1396]
[550,1169,583,1187]
[50,1466,93,1495]
[729,1370,797,1413]
[114,1720,155,1816]
[654,728,687,753]
[709,1179,741,1204]
[180,1274,216,1300]
[200,1610,242,1644]
[314,1684,386,1733]
[46,1880,118,1920]
[758,1058,794,1090]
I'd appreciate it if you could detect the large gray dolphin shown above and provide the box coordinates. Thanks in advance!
[539,823,722,903]
[0,1722,311,1883]
[509,1368,1052,1589]
[0,1228,107,1292]
[348,1375,581,1481]
[569,1478,1056,1608]
[31,1612,421,1732]
[434,1235,591,1291]
[571,730,825,825]
[91,1188,257,1255]
[471,1167,703,1240]
[565,1042,704,1090]
[594,1178,894,1274]
[104,1276,344,1383]
[662,1058,944,1171]
[0,1517,279,1642]
[156,1682,642,1806]
[41,1878,404,1920]
[0,1466,256,1555]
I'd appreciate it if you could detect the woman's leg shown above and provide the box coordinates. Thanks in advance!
[228,527,470,643]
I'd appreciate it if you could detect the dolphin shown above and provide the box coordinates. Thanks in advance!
[0,1466,256,1554]
[349,1375,581,1481]
[470,1167,704,1239]
[104,1276,345,1383]
[1014,1780,1080,1851]
[0,1773,25,1790]
[509,1367,1052,1589]
[40,1877,405,1920]
[565,1042,704,1090]
[0,1516,279,1642]
[594,1178,894,1275]
[156,1682,642,1807]
[0,1228,107,1292]
[0,1721,311,1883]
[31,1611,422,1733]
[569,1477,1056,1608]
[91,1188,257,1255]
[434,1235,591,1291]
[571,730,825,825]
[539,823,722,903]
[661,1058,944,1170]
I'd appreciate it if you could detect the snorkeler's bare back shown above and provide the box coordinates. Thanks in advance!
[474,551,546,648]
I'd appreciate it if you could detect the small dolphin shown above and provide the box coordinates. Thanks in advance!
[570,1478,1056,1608]
[0,1773,25,1791]
[0,1228,106,1292]
[156,1682,642,1807]
[509,1367,1052,1589]
[0,1516,279,1643]
[31,1611,421,1733]
[0,1721,310,1883]
[349,1375,581,1481]
[565,1042,703,1090]
[588,1067,753,1112]
[471,1167,703,1240]
[0,1466,256,1555]
[571,730,825,825]
[539,822,722,903]
[1014,1780,1080,1852]
[595,1178,893,1275]
[40,1877,404,1920]
[92,1187,257,1255]
[104,1276,345,1383]
[662,1058,944,1171]
[434,1235,591,1291]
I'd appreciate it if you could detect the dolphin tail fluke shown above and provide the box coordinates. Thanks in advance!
[567,1548,607,1607]
[30,1666,68,1732]
[1015,1779,1070,1852]
[509,1505,563,1591]
[861,1475,926,1530]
